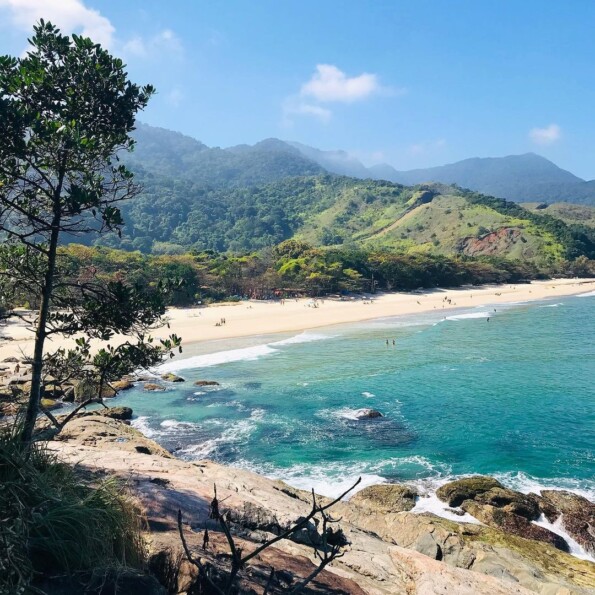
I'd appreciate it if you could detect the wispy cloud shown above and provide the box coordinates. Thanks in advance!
[301,64,381,103]
[0,0,115,47]
[122,28,183,59]
[529,123,561,146]
[409,138,446,155]
[166,87,184,108]
[282,97,332,127]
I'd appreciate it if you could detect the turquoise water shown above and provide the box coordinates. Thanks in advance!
[118,292,595,500]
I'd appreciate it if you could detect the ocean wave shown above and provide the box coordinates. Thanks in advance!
[270,332,331,346]
[577,290,595,298]
[492,471,595,501]
[159,331,332,373]
[160,343,278,372]
[539,303,563,308]
[131,416,155,437]
[362,391,375,398]
[446,311,491,321]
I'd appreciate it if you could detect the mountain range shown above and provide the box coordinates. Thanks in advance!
[129,123,595,206]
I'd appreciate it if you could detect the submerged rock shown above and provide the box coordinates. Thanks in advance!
[355,408,383,419]
[436,476,504,507]
[194,380,220,387]
[350,483,418,513]
[540,490,595,556]
[144,383,166,392]
[161,373,185,383]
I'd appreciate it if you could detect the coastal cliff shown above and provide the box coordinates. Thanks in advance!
[47,413,595,594]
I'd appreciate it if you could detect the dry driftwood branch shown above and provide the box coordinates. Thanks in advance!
[178,476,361,593]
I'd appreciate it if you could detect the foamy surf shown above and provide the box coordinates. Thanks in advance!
[577,290,595,297]
[446,311,491,321]
[159,331,331,372]
[159,343,278,372]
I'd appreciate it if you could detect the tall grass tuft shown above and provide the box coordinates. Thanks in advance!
[0,421,145,592]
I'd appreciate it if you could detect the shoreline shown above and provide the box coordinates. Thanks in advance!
[1,277,594,362]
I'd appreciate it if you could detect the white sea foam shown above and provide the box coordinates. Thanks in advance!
[577,290,595,297]
[178,418,258,460]
[317,407,378,421]
[539,302,563,308]
[270,332,330,346]
[131,416,155,437]
[492,471,595,501]
[362,391,375,398]
[533,514,594,561]
[412,492,481,524]
[160,419,198,430]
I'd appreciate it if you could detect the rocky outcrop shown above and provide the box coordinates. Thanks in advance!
[161,373,185,383]
[437,477,571,551]
[457,227,523,257]
[46,417,595,595]
[540,490,595,556]
[355,408,383,419]
[436,476,504,507]
[461,500,569,551]
[472,486,540,520]
[350,484,418,513]
[144,383,166,392]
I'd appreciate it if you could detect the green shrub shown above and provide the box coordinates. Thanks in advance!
[0,423,145,592]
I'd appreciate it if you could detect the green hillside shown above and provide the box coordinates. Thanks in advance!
[521,202,595,227]
[96,172,595,263]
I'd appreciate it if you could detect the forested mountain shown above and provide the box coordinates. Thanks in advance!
[127,124,323,187]
[96,124,595,260]
[380,154,595,206]
[285,143,595,206]
[129,124,595,205]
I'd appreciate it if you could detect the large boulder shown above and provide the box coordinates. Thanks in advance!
[111,379,135,392]
[161,373,185,383]
[473,487,540,520]
[73,377,99,402]
[436,476,504,507]
[540,490,595,556]
[350,483,418,513]
[461,501,569,552]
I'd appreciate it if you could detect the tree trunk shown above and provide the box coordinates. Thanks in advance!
[21,188,62,444]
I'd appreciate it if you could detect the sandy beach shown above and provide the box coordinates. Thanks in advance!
[1,278,594,362]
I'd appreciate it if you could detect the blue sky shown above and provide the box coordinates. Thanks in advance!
[1,0,594,178]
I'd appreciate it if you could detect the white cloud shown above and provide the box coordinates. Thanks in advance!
[0,0,115,47]
[529,123,561,146]
[301,64,380,103]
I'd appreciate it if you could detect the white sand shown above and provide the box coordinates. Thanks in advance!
[1,278,594,361]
